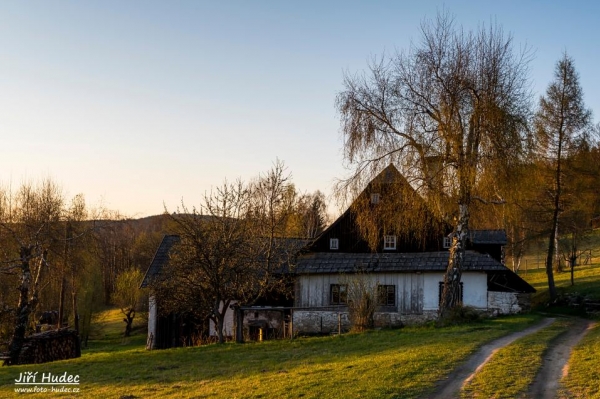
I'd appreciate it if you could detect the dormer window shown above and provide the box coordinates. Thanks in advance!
[383,235,396,250]
[330,238,339,250]
[443,236,452,249]
[371,193,380,204]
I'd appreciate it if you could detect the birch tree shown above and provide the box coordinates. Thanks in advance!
[0,180,63,365]
[336,12,531,316]
[533,54,592,300]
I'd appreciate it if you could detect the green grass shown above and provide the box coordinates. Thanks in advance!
[561,322,600,398]
[519,262,600,315]
[84,306,147,353]
[461,318,572,399]
[0,310,542,399]
[518,261,600,398]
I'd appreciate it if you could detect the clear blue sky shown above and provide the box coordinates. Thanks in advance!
[1,1,599,217]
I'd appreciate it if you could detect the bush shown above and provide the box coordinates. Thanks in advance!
[348,292,375,332]
[341,273,378,332]
[437,305,481,327]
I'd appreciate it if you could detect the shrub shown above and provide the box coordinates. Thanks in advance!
[437,305,481,327]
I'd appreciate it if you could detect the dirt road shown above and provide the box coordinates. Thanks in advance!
[428,318,556,399]
[527,319,594,399]
[427,317,593,399]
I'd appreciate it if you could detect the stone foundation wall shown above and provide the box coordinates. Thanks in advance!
[292,310,438,334]
[292,311,350,334]
[488,291,531,314]
[243,309,285,330]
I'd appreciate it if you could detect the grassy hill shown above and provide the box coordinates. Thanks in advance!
[517,231,600,315]
[0,309,543,399]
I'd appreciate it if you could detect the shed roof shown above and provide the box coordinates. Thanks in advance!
[139,235,180,288]
[469,230,507,245]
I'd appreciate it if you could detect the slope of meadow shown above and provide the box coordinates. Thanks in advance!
[0,310,541,399]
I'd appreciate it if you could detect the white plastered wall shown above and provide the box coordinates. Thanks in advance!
[423,272,488,311]
[209,300,236,337]
[147,295,157,349]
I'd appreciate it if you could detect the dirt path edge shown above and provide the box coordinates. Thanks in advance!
[526,319,594,399]
[427,317,556,399]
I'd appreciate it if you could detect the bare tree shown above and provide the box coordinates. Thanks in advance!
[0,180,63,365]
[294,191,328,239]
[165,180,254,344]
[336,12,531,316]
[533,54,592,300]
[112,268,145,337]
[341,272,378,332]
[158,162,310,343]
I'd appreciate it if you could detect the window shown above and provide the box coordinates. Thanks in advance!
[371,193,380,204]
[438,282,463,306]
[330,284,347,305]
[330,238,339,250]
[443,236,452,249]
[377,285,396,306]
[383,235,396,250]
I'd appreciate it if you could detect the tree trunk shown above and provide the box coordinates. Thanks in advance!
[6,247,33,365]
[6,247,49,365]
[440,203,469,317]
[554,232,561,272]
[58,276,66,328]
[215,313,224,344]
[123,308,135,337]
[213,299,231,344]
[545,216,558,301]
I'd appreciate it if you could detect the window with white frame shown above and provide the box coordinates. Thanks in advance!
[371,193,380,204]
[383,235,396,250]
[330,238,339,250]
[443,236,452,249]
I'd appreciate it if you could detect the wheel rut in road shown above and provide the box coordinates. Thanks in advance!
[427,317,595,399]
[428,318,556,399]
[526,319,594,399]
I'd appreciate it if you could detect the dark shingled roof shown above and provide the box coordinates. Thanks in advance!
[469,230,507,245]
[140,235,180,288]
[294,251,508,274]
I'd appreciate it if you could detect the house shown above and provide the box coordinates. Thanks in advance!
[291,165,535,334]
[141,165,535,343]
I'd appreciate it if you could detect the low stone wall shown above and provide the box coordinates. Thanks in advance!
[292,311,350,334]
[488,291,531,314]
[16,329,80,365]
[292,310,438,334]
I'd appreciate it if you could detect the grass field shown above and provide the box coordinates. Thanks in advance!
[561,322,600,398]
[0,311,542,399]
[519,262,600,398]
